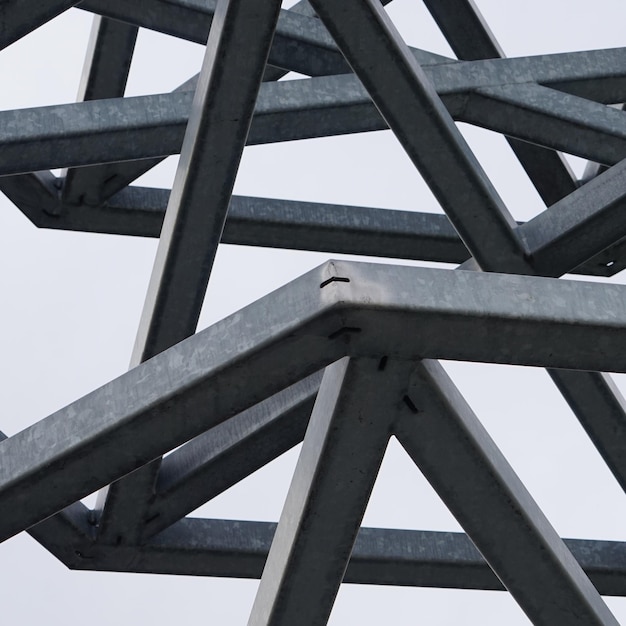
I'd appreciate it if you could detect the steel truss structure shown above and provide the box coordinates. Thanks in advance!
[3,1,626,624]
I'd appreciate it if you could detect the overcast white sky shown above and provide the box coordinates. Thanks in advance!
[1,1,626,623]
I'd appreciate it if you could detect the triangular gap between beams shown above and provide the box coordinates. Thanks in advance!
[361,436,462,532]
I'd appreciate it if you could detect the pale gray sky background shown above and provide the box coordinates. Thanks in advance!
[1,1,626,623]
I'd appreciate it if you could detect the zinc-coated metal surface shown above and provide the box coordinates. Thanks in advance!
[3,1,626,624]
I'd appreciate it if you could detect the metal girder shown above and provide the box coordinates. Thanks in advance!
[143,374,321,539]
[549,370,626,494]
[424,0,504,61]
[395,360,617,625]
[3,50,626,177]
[430,54,626,524]
[11,181,626,278]
[27,502,95,564]
[61,15,138,207]
[74,16,137,102]
[130,0,282,362]
[477,165,626,539]
[35,187,471,264]
[308,0,543,275]
[423,0,502,60]
[55,74,200,209]
[78,0,626,104]
[0,0,80,50]
[0,171,60,219]
[94,0,283,546]
[581,104,626,182]
[521,158,626,276]
[248,358,393,626]
[0,431,94,563]
[505,138,578,206]
[251,355,617,624]
[431,48,626,104]
[463,83,626,166]
[45,25,624,207]
[80,0,348,77]
[0,259,336,544]
[421,0,576,205]
[371,1,626,534]
[5,261,626,542]
[5,3,626,621]
[253,0,395,82]
[65,517,626,597]
[433,118,626,538]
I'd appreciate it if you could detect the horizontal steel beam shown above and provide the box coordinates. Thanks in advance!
[433,48,626,103]
[66,517,626,597]
[49,26,622,205]
[11,183,626,278]
[3,55,625,176]
[0,61,626,180]
[80,0,626,103]
[25,187,469,261]
[4,262,626,541]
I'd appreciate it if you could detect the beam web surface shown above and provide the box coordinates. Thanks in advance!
[248,357,394,626]
[61,15,138,207]
[93,0,283,545]
[394,359,618,625]
[422,0,578,204]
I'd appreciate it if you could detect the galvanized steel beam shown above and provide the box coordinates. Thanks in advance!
[422,0,577,205]
[95,0,283,546]
[296,0,529,272]
[395,360,618,625]
[0,170,60,219]
[143,374,320,539]
[248,358,393,626]
[61,15,138,207]
[463,83,626,166]
[0,260,337,544]
[81,0,348,77]
[79,0,626,102]
[0,0,80,50]
[522,159,626,276]
[550,370,626,494]
[11,183,626,278]
[5,262,626,542]
[0,432,94,563]
[3,51,626,176]
[66,517,626,597]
